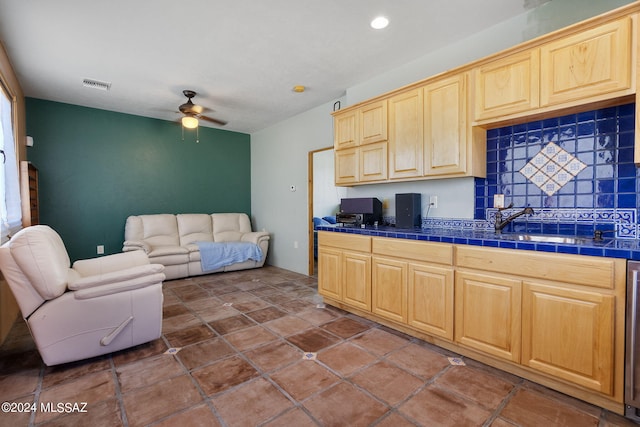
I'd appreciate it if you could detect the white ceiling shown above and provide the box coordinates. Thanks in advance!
[0,0,540,134]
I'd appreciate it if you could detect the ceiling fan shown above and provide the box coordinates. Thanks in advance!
[178,90,227,128]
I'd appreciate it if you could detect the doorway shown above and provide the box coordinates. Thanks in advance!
[308,147,346,275]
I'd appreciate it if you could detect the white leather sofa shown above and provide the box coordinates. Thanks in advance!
[0,225,165,366]
[122,213,269,280]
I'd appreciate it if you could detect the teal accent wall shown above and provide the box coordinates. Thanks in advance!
[25,98,251,262]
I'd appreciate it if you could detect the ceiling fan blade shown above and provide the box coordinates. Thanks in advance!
[199,115,228,126]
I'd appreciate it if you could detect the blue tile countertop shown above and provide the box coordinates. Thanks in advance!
[316,225,640,261]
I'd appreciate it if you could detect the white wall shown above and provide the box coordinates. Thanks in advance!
[313,149,345,218]
[345,178,475,220]
[251,0,633,275]
[251,99,341,274]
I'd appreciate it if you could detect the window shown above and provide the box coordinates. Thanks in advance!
[0,82,21,243]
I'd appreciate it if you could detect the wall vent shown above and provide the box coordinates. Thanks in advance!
[82,78,111,91]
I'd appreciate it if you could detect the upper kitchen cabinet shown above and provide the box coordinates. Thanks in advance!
[335,147,358,185]
[540,16,633,107]
[359,141,388,182]
[334,109,358,150]
[473,50,540,122]
[360,100,388,145]
[389,88,424,179]
[424,74,465,176]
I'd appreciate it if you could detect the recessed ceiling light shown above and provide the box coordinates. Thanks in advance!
[293,85,305,93]
[370,16,389,30]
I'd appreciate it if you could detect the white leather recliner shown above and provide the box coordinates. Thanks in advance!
[0,225,165,366]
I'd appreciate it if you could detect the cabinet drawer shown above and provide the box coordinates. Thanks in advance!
[318,232,371,252]
[372,237,453,265]
[455,245,620,289]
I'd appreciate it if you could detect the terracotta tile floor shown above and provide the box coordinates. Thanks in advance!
[0,265,637,426]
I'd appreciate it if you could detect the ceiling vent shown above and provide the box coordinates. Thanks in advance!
[82,78,111,91]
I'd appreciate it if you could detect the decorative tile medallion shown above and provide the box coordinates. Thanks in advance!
[519,142,586,196]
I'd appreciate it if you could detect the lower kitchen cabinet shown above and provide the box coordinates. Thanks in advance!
[317,232,371,311]
[455,271,521,362]
[372,256,408,323]
[408,262,454,340]
[342,251,371,311]
[317,232,626,413]
[317,247,342,301]
[522,281,615,394]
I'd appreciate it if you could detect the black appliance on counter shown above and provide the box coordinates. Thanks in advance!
[337,197,383,226]
[396,193,421,228]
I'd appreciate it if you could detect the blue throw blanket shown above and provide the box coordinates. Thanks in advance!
[196,241,263,272]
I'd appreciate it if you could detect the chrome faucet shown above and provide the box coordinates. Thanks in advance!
[494,203,534,233]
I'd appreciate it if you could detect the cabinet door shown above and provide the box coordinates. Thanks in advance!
[334,110,358,150]
[359,141,387,182]
[342,251,372,311]
[408,262,454,340]
[318,247,342,301]
[522,281,614,394]
[388,89,424,179]
[372,257,407,323]
[474,50,540,121]
[540,17,632,107]
[360,100,388,145]
[424,74,467,176]
[455,271,521,362]
[335,148,358,185]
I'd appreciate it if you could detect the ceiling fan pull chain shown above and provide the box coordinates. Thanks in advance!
[196,126,199,143]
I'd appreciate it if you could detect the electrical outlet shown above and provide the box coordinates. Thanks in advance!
[429,195,438,208]
[97,245,104,255]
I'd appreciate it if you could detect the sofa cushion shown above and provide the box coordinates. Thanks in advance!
[211,213,252,242]
[8,225,70,300]
[146,243,189,266]
[126,214,179,247]
[178,214,214,247]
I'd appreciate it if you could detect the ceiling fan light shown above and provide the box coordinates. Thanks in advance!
[182,116,199,129]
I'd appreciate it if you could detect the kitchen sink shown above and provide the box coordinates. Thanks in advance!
[498,233,597,245]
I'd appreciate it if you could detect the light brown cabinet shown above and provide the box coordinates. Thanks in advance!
[360,100,388,145]
[455,271,522,362]
[333,101,388,185]
[372,237,454,339]
[424,73,470,176]
[334,147,358,185]
[540,16,632,107]
[334,109,358,150]
[474,50,540,121]
[455,245,625,401]
[372,256,407,323]
[407,262,454,340]
[359,141,388,182]
[388,88,424,179]
[317,232,371,311]
[522,281,614,394]
[318,231,626,412]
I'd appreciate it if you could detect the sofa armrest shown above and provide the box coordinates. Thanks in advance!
[240,231,270,245]
[72,272,165,299]
[72,251,151,277]
[123,240,151,253]
[68,263,165,291]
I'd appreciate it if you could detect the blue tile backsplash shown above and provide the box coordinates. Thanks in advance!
[474,103,637,238]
